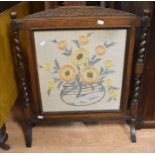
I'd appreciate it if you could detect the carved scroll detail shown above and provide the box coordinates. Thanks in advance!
[11,12,30,107]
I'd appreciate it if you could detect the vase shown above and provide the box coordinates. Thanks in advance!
[60,83,106,106]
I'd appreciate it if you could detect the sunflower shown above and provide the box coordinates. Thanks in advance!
[43,63,52,72]
[104,60,113,68]
[79,35,89,45]
[59,64,76,82]
[48,81,56,89]
[71,48,89,66]
[95,45,106,56]
[104,79,112,88]
[81,67,99,84]
[58,40,67,50]
[108,90,118,98]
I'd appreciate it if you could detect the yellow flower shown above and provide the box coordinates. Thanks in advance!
[58,40,67,50]
[48,81,56,89]
[108,90,118,98]
[71,48,89,66]
[104,79,112,88]
[43,63,52,72]
[104,60,113,68]
[81,67,100,84]
[59,64,76,82]
[79,35,89,45]
[95,45,106,56]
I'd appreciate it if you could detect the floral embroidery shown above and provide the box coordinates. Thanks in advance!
[108,90,118,101]
[39,32,119,106]
[81,67,100,84]
[104,60,113,69]
[58,40,67,50]
[95,45,106,56]
[44,63,52,72]
[79,35,89,45]
[70,48,89,66]
[59,65,76,82]
[104,79,112,88]
[48,81,56,89]
[39,62,52,72]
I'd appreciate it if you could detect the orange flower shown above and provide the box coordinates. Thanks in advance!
[95,45,106,56]
[59,65,76,82]
[79,35,89,45]
[81,67,100,84]
[58,40,67,50]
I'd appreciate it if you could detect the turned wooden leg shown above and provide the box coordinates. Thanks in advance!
[0,124,10,150]
[130,118,136,143]
[24,120,36,147]
[24,121,33,147]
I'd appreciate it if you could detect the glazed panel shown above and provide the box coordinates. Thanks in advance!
[33,29,127,112]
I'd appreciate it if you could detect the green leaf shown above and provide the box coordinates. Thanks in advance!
[100,67,104,75]
[57,81,63,89]
[90,58,101,65]
[51,39,57,43]
[72,40,80,48]
[54,59,60,69]
[63,48,72,56]
[47,89,51,96]
[63,52,71,56]
[87,32,94,37]
[53,77,60,82]
[77,83,82,98]
[39,65,43,68]
[104,41,116,48]
[113,98,117,101]
[111,86,119,90]
[90,85,95,91]
[91,55,96,61]
[107,98,112,102]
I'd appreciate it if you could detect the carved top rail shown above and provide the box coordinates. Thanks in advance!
[19,7,139,20]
